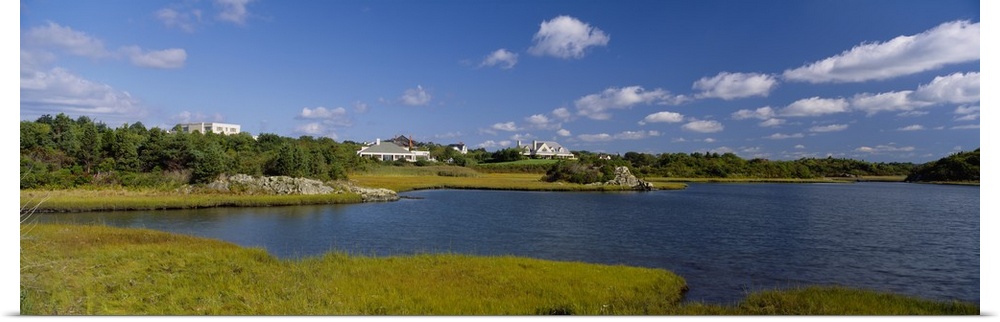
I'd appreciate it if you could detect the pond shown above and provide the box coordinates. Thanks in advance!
[34,182,980,305]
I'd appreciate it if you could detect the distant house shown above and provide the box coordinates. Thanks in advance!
[357,138,434,162]
[174,122,241,135]
[516,140,575,159]
[448,142,468,154]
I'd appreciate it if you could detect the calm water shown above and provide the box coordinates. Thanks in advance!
[35,182,979,305]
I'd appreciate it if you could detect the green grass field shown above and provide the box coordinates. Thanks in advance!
[19,224,978,315]
[351,169,686,192]
[21,189,362,212]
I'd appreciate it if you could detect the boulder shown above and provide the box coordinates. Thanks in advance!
[602,166,654,191]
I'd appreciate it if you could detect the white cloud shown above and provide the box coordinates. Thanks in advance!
[808,124,849,133]
[898,111,930,117]
[528,15,609,59]
[295,106,352,127]
[173,111,223,123]
[577,130,661,142]
[950,124,979,130]
[551,107,572,122]
[481,49,518,69]
[897,124,925,131]
[524,114,560,130]
[353,101,369,113]
[215,0,254,25]
[703,138,716,143]
[759,118,786,127]
[850,72,979,115]
[120,46,187,69]
[400,85,432,106]
[639,111,684,125]
[556,129,572,137]
[855,145,916,153]
[575,86,677,120]
[912,72,980,104]
[731,106,776,120]
[682,120,724,133]
[491,121,518,132]
[478,140,512,149]
[954,105,979,121]
[156,7,202,32]
[850,91,928,115]
[766,133,804,140]
[779,97,850,117]
[783,20,979,83]
[24,21,109,58]
[693,72,778,100]
[295,122,325,136]
[794,144,806,149]
[20,67,146,123]
[24,22,188,69]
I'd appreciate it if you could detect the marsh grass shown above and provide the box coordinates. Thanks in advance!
[352,172,686,192]
[21,189,362,212]
[20,224,978,315]
[21,224,687,315]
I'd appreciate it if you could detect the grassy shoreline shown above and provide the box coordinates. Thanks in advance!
[21,189,363,213]
[20,224,978,315]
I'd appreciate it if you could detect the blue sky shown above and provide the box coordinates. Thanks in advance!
[16,0,983,162]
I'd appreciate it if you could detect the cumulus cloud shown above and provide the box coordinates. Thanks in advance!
[20,67,145,123]
[855,145,915,153]
[478,140,512,149]
[954,105,979,121]
[795,144,806,149]
[575,86,678,120]
[808,124,849,133]
[912,72,980,104]
[851,72,979,115]
[556,129,572,137]
[639,111,684,125]
[120,46,187,69]
[400,85,432,106]
[528,15,609,59]
[491,122,519,132]
[215,0,254,25]
[850,91,928,115]
[766,133,805,140]
[950,124,979,130]
[682,120,724,133]
[551,107,572,122]
[24,21,109,58]
[693,72,778,100]
[759,118,786,127]
[731,106,776,120]
[783,20,979,83]
[295,106,352,127]
[897,125,925,131]
[24,22,187,69]
[779,97,850,117]
[577,130,661,142]
[156,7,202,32]
[481,49,518,69]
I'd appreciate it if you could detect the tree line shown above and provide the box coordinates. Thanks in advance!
[23,114,974,189]
[20,114,368,189]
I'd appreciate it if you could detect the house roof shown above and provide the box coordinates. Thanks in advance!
[359,142,412,154]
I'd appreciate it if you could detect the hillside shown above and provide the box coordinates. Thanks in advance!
[905,149,980,183]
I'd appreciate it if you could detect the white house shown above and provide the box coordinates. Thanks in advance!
[174,122,241,135]
[357,138,435,162]
[517,140,576,159]
[448,142,468,154]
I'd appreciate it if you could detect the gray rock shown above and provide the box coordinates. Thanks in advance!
[602,166,654,191]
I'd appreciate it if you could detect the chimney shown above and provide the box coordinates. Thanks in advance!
[376,138,380,145]
[517,140,522,148]
[409,135,414,151]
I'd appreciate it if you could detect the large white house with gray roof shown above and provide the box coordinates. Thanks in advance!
[517,140,576,159]
[357,138,434,162]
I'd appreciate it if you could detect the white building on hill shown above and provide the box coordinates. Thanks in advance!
[174,122,241,135]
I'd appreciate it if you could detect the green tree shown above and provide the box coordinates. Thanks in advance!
[189,142,229,184]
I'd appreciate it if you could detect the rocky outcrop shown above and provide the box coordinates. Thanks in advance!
[212,174,336,195]
[596,166,654,191]
[203,175,399,202]
[327,181,400,203]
